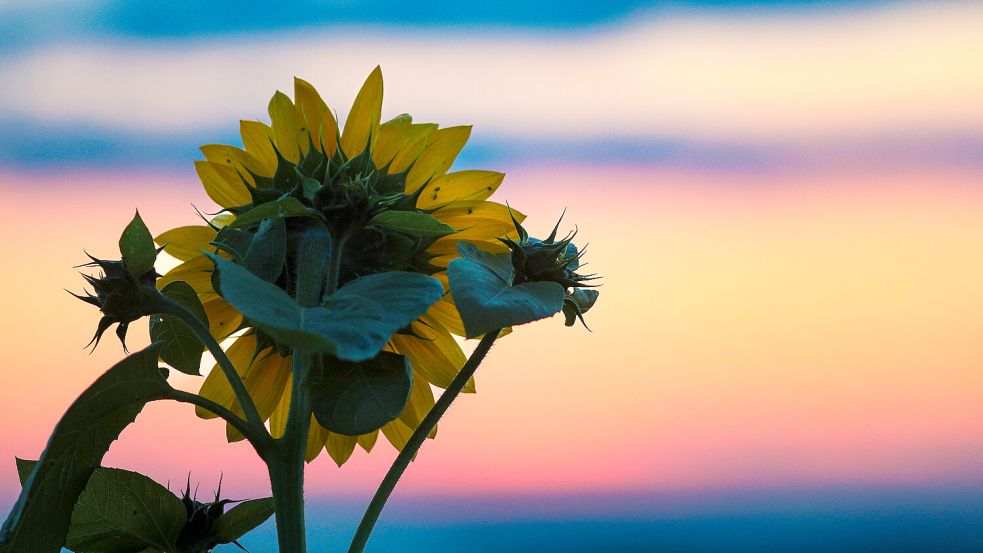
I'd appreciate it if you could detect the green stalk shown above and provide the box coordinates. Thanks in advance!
[347,329,502,553]
[155,295,267,435]
[270,350,313,553]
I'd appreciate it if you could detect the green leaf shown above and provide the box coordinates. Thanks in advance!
[149,281,208,375]
[244,216,286,282]
[208,254,443,361]
[320,271,445,361]
[0,345,171,553]
[211,226,254,263]
[449,244,566,338]
[311,352,413,435]
[457,242,514,283]
[229,196,321,229]
[16,460,185,553]
[119,210,156,278]
[369,210,456,238]
[211,498,275,544]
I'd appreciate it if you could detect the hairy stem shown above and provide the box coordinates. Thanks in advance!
[155,295,267,436]
[325,232,348,297]
[347,329,502,553]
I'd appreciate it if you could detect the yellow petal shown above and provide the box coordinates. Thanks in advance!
[269,91,308,163]
[240,120,277,175]
[154,226,216,262]
[325,432,358,466]
[195,160,251,209]
[294,77,334,155]
[306,419,329,462]
[340,66,383,158]
[200,144,267,186]
[417,170,505,210]
[226,352,291,442]
[398,371,435,429]
[387,123,438,174]
[371,115,412,168]
[269,378,290,439]
[392,325,469,391]
[357,431,379,453]
[405,126,472,194]
[157,255,215,296]
[421,301,467,339]
[202,298,243,341]
[381,418,414,451]
[196,334,258,419]
[425,238,511,256]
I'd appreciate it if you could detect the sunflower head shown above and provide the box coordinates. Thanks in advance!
[157,67,527,464]
[73,212,162,350]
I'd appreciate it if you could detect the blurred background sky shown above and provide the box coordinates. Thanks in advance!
[2,1,983,551]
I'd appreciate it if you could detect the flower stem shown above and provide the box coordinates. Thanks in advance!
[155,295,267,439]
[325,232,348,297]
[347,329,502,553]
[270,350,314,553]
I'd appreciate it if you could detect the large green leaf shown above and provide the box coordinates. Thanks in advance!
[369,211,455,238]
[149,281,208,375]
[0,345,171,553]
[209,254,443,361]
[229,196,321,229]
[244,215,286,282]
[311,352,413,435]
[119,210,156,278]
[211,498,275,544]
[15,461,184,553]
[448,244,565,338]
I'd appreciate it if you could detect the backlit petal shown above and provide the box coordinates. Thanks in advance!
[405,126,472,194]
[154,226,216,262]
[340,66,383,158]
[417,170,505,210]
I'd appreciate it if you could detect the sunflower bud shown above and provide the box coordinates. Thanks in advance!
[176,476,234,553]
[71,211,162,350]
[500,210,600,328]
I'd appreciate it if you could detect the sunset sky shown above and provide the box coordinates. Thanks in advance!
[1,1,982,550]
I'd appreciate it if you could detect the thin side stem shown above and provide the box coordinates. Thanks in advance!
[155,295,267,435]
[347,329,502,553]
[165,388,272,455]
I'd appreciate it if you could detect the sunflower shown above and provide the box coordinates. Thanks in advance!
[154,67,521,466]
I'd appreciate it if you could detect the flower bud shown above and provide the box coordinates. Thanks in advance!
[71,253,161,351]
[176,476,234,553]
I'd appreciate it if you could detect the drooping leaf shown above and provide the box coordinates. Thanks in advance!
[119,210,156,278]
[0,345,171,553]
[16,461,185,553]
[448,243,565,338]
[244,215,287,282]
[369,211,455,238]
[209,254,443,361]
[311,352,413,435]
[149,281,208,375]
[229,196,321,229]
[211,498,275,544]
[457,242,514,283]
